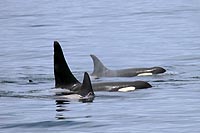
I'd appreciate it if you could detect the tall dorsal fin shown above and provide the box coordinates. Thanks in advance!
[54,41,80,88]
[90,54,109,77]
[79,72,94,97]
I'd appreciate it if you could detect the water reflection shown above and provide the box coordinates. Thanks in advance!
[55,99,93,120]
[55,101,70,120]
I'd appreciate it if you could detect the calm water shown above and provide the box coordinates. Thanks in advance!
[0,0,200,132]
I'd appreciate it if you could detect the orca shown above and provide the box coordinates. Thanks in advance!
[90,54,166,78]
[53,41,152,92]
[54,72,95,103]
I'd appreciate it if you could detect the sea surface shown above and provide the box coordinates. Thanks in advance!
[0,0,200,133]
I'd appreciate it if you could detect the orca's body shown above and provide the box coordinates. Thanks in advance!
[54,43,94,102]
[90,54,166,78]
[54,72,95,103]
[53,41,152,92]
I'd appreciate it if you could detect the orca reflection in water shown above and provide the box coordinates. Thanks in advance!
[54,41,152,92]
[90,54,166,78]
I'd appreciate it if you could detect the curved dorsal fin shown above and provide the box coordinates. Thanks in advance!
[79,72,94,97]
[90,54,109,77]
[54,41,80,88]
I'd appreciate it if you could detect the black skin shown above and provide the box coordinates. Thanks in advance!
[53,41,152,92]
[90,54,166,78]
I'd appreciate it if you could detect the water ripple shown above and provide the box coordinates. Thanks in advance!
[1,120,90,129]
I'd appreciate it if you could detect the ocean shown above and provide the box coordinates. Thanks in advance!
[0,0,200,132]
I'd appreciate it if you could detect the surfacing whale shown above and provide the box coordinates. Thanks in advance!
[54,72,95,103]
[90,54,166,78]
[54,42,94,102]
[53,41,152,92]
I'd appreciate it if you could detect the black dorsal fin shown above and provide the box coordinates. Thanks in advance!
[90,54,109,77]
[79,72,94,97]
[54,41,80,88]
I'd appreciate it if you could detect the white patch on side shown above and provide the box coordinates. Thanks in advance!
[51,88,71,93]
[137,73,153,76]
[57,94,81,100]
[118,87,136,92]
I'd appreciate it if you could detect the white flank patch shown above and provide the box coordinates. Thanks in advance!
[58,94,81,99]
[118,87,136,92]
[137,73,153,76]
[51,88,71,93]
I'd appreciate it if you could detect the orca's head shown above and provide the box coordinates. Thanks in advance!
[152,67,166,74]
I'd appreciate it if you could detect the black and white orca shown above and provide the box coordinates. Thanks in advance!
[54,72,94,103]
[90,54,166,78]
[53,41,152,93]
